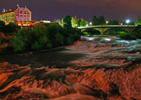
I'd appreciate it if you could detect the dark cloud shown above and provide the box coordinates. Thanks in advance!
[56,0,140,12]
[55,0,141,21]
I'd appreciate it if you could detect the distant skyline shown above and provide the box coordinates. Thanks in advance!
[0,0,140,22]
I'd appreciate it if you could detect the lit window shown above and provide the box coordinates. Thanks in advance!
[28,14,30,17]
[16,12,18,16]
[20,10,22,14]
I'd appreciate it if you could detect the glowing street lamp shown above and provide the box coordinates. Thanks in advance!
[126,19,131,33]
[106,21,109,24]
[126,19,130,24]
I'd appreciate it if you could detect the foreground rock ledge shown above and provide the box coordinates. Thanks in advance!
[0,62,140,100]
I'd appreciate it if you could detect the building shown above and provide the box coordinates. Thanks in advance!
[40,20,51,23]
[0,6,32,26]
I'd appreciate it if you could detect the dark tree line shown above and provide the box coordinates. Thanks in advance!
[92,15,120,25]
[92,16,106,25]
[108,20,119,25]
[0,21,20,33]
[12,15,81,51]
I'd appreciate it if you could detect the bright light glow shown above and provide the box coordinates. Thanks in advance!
[126,19,130,24]
[81,36,95,41]
[87,37,94,41]
[41,20,51,23]
[106,21,109,24]
[89,22,92,25]
[86,24,88,27]
[104,38,111,41]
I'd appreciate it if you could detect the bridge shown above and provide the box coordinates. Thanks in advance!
[77,25,136,35]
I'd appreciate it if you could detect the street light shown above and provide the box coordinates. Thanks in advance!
[106,21,109,24]
[126,19,130,24]
[126,19,130,33]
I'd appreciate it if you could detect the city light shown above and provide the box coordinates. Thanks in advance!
[106,21,109,24]
[126,19,130,24]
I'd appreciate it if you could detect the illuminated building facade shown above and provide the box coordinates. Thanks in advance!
[0,6,32,26]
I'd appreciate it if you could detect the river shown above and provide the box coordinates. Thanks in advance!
[0,47,86,68]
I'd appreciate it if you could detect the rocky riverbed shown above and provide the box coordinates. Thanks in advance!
[0,37,141,100]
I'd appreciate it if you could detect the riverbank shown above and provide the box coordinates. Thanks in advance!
[0,38,141,100]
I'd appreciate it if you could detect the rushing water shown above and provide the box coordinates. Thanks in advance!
[0,48,85,68]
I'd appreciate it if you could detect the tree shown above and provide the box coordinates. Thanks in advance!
[12,23,81,52]
[57,19,62,24]
[92,16,98,25]
[54,19,62,25]
[71,17,75,27]
[61,18,64,27]
[31,26,48,50]
[5,22,20,33]
[98,16,105,25]
[132,25,141,39]
[63,15,72,29]
[92,15,106,25]
[135,15,141,26]
[54,19,57,23]
[71,16,78,27]
[87,20,92,26]
[12,29,31,51]
[78,19,81,27]
[74,16,79,27]
[108,20,113,25]
[0,21,5,32]
[112,20,119,25]
[80,18,86,26]
[108,20,119,25]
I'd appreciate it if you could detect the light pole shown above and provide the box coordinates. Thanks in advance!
[126,19,130,25]
[126,19,130,33]
[89,22,92,26]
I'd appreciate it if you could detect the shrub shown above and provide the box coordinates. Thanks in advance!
[82,32,88,36]
[82,29,101,36]
[12,24,81,51]
[119,32,137,40]
[55,33,64,45]
[0,21,20,33]
[105,29,128,35]
[46,25,63,46]
[12,29,31,51]
[31,42,43,50]
[132,26,141,39]
[30,26,48,50]
[0,38,2,45]
[4,22,20,33]
[66,28,81,44]
[119,26,141,40]
[0,21,5,32]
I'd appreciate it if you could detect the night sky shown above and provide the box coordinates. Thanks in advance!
[0,0,140,22]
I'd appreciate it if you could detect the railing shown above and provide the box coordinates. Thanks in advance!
[77,25,135,29]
